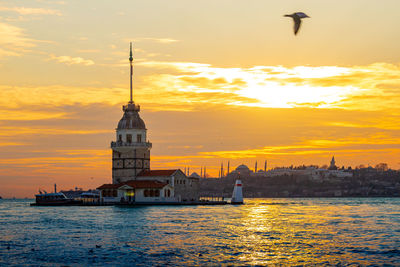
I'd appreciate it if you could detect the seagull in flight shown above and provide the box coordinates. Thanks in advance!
[284,12,310,35]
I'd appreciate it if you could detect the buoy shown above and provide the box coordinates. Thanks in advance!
[231,179,243,204]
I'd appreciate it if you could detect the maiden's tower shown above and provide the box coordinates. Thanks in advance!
[97,44,200,204]
[111,43,151,184]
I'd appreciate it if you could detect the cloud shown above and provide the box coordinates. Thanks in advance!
[35,0,66,5]
[0,6,61,16]
[49,54,95,66]
[0,150,109,176]
[198,135,400,159]
[0,109,66,121]
[138,61,359,109]
[137,61,400,111]
[0,125,110,137]
[4,60,400,115]
[132,37,179,44]
[0,22,36,58]
[0,85,126,111]
[3,60,400,116]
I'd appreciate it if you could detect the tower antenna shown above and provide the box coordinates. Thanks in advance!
[129,42,133,103]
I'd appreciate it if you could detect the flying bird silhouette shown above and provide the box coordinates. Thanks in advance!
[284,12,310,35]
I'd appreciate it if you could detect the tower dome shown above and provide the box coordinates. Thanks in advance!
[117,103,146,130]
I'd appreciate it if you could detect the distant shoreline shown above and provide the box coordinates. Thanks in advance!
[1,196,400,201]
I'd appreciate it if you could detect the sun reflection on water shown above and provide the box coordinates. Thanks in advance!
[0,199,399,266]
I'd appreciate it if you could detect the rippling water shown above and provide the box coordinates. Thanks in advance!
[1,198,400,266]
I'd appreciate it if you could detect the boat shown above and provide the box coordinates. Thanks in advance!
[31,192,82,206]
[30,184,82,206]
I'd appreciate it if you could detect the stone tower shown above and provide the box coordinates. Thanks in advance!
[111,43,152,184]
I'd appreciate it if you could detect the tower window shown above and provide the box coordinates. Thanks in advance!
[137,134,142,143]
[126,134,132,143]
[118,134,122,141]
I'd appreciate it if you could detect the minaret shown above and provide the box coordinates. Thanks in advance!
[264,160,267,172]
[129,42,133,103]
[227,161,230,175]
[255,161,257,173]
[111,43,152,184]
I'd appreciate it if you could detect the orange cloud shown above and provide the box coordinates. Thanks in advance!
[137,61,400,111]
[48,54,95,66]
[5,60,400,114]
[0,22,36,58]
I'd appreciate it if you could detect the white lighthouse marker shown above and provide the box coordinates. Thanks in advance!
[231,179,243,204]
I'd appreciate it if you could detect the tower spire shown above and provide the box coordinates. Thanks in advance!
[129,42,133,104]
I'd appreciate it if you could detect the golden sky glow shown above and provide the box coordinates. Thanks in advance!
[1,0,400,197]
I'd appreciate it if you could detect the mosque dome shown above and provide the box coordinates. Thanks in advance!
[236,164,250,172]
[117,103,146,130]
[189,172,201,178]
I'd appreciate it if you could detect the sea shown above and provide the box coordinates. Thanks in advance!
[1,198,399,266]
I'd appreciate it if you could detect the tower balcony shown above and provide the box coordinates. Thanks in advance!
[111,141,152,149]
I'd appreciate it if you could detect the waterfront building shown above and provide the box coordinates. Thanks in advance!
[264,157,352,180]
[98,44,199,204]
[98,179,175,204]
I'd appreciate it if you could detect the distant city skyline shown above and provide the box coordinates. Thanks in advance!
[2,0,400,197]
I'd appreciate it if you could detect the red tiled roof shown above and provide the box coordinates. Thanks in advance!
[123,180,167,189]
[97,184,120,190]
[97,180,168,190]
[137,169,178,177]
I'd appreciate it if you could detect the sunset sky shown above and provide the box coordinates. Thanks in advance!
[2,0,400,197]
